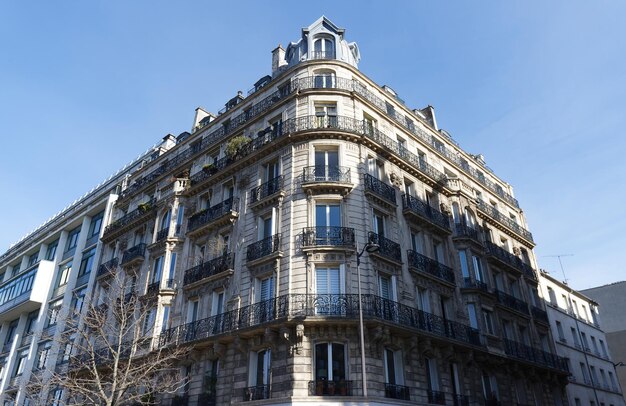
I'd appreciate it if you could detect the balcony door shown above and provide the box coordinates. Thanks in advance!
[257,276,275,322]
[315,267,344,315]
[314,148,339,181]
[316,203,341,245]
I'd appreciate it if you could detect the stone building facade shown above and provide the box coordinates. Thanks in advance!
[0,16,573,406]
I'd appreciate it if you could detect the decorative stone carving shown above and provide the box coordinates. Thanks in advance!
[513,246,521,256]
[440,202,451,216]
[389,171,403,188]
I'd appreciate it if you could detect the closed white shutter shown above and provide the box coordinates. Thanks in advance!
[316,268,343,295]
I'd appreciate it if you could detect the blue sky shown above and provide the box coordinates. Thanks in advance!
[1,1,624,290]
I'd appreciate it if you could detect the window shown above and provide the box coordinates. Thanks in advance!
[88,211,104,238]
[28,253,39,267]
[314,103,337,127]
[313,36,335,59]
[258,208,278,240]
[580,362,590,384]
[482,309,495,335]
[142,308,156,335]
[211,290,225,333]
[315,203,341,244]
[367,156,384,179]
[71,288,86,316]
[372,210,385,238]
[47,299,63,327]
[160,209,171,232]
[590,365,598,384]
[46,240,59,261]
[315,267,344,314]
[481,372,499,402]
[580,331,589,350]
[50,388,64,406]
[315,343,345,382]
[13,350,28,376]
[25,311,38,335]
[432,240,445,264]
[363,113,376,135]
[599,339,608,357]
[187,299,199,323]
[556,321,565,341]
[314,147,339,181]
[609,371,616,388]
[56,262,72,288]
[4,319,19,345]
[384,348,404,386]
[459,251,470,279]
[502,320,512,340]
[547,287,557,304]
[77,248,96,278]
[416,287,431,313]
[425,357,439,392]
[36,341,52,370]
[248,349,271,399]
[571,327,580,347]
[167,253,177,283]
[379,274,397,301]
[175,206,185,235]
[472,255,485,283]
[313,69,336,88]
[467,303,478,329]
[60,335,75,363]
[411,231,423,254]
[65,227,81,252]
[152,256,164,284]
[161,305,170,332]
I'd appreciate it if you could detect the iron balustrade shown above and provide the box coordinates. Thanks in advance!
[494,290,529,315]
[531,306,549,323]
[302,166,351,183]
[402,194,451,231]
[484,241,536,280]
[183,253,235,286]
[118,165,167,200]
[246,234,281,262]
[187,198,238,233]
[158,294,482,349]
[477,200,533,242]
[103,199,156,239]
[407,250,455,284]
[503,338,569,373]
[385,383,410,400]
[243,385,271,401]
[309,50,335,60]
[364,173,396,205]
[121,244,146,265]
[250,175,283,204]
[97,258,118,278]
[367,232,402,262]
[292,76,354,92]
[156,227,169,242]
[462,277,490,293]
[427,390,446,405]
[309,380,353,396]
[302,227,355,249]
[454,223,481,241]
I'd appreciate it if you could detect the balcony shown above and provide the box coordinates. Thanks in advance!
[246,234,281,264]
[385,383,410,400]
[364,173,396,207]
[187,198,239,238]
[243,385,270,401]
[309,380,353,396]
[461,277,491,294]
[484,242,536,280]
[121,244,146,267]
[97,258,118,279]
[0,261,54,322]
[102,199,157,243]
[453,223,482,244]
[494,290,529,315]
[407,250,455,284]
[249,175,285,209]
[531,306,549,324]
[301,166,353,195]
[477,200,534,244]
[183,254,235,287]
[367,232,402,264]
[145,279,175,296]
[402,194,451,234]
[502,338,569,373]
[427,390,446,405]
[302,227,355,251]
[156,227,170,242]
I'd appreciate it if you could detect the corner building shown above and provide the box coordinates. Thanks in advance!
[95,17,569,405]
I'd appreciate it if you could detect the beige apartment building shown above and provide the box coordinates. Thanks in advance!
[0,16,573,406]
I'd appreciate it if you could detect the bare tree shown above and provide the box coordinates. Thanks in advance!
[27,271,189,406]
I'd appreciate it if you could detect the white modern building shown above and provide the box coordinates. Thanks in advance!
[539,271,625,406]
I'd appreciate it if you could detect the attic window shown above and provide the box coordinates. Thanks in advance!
[313,37,335,59]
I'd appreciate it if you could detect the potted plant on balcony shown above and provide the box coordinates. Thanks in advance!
[137,202,151,213]
[202,163,216,174]
[225,135,251,160]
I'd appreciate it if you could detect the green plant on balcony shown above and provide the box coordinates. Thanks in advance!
[202,163,216,173]
[224,135,251,159]
[137,202,152,213]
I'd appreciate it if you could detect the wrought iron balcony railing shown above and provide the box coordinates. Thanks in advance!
[407,250,455,284]
[367,232,402,263]
[158,294,482,350]
[309,380,353,396]
[293,76,354,92]
[103,199,156,240]
[250,175,283,204]
[402,194,451,232]
[302,166,351,183]
[364,173,396,205]
[246,234,281,262]
[156,227,169,242]
[146,279,175,296]
[309,50,336,60]
[121,244,146,265]
[385,383,410,400]
[503,338,569,373]
[484,241,536,280]
[462,277,490,293]
[302,227,355,249]
[531,306,549,323]
[477,200,533,243]
[453,223,481,242]
[97,258,118,278]
[183,253,235,286]
[187,197,238,233]
[427,389,446,405]
[243,385,270,401]
[494,290,529,315]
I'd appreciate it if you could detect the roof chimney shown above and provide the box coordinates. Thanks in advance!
[272,44,287,75]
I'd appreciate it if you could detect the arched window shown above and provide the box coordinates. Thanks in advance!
[464,208,477,228]
[313,36,335,59]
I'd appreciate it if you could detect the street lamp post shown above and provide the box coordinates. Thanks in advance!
[356,240,379,397]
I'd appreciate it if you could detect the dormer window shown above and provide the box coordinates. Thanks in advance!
[313,36,335,59]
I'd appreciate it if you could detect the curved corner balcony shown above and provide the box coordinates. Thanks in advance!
[301,166,353,196]
[187,198,239,238]
[477,200,534,245]
[302,227,355,252]
[250,175,285,209]
[102,199,157,243]
[183,253,235,287]
[484,242,536,281]
[407,250,455,285]
[364,173,397,207]
[246,234,282,265]
[402,194,451,234]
